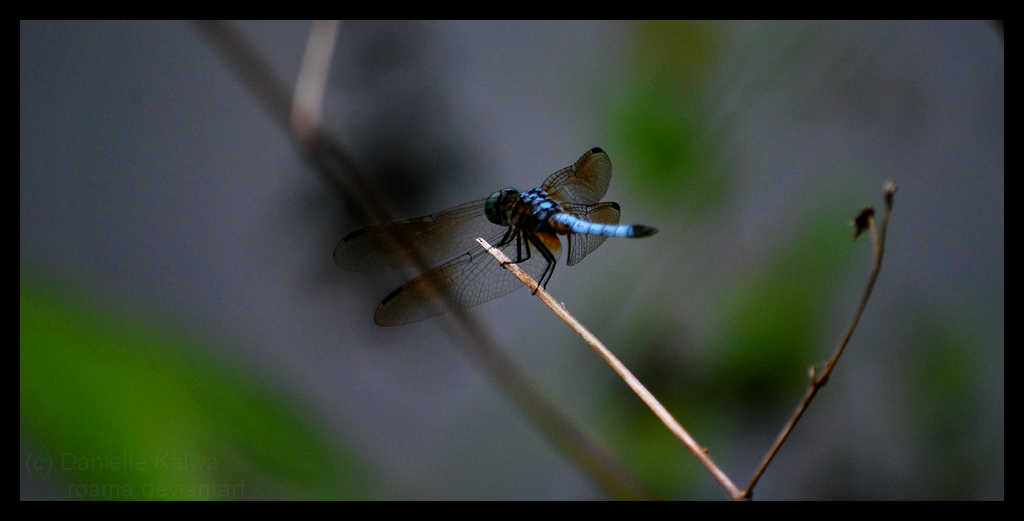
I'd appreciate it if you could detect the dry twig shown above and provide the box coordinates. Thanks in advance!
[742,181,897,499]
[478,238,744,499]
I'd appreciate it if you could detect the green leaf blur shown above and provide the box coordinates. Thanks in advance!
[20,271,373,500]
[601,194,860,498]
[609,21,730,215]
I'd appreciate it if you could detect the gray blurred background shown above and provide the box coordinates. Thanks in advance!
[21,21,1002,500]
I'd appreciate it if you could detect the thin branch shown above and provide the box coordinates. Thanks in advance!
[478,238,744,500]
[291,20,339,141]
[191,21,651,500]
[742,181,897,499]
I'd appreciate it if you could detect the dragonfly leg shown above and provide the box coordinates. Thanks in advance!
[495,227,517,268]
[525,233,558,294]
[513,230,532,264]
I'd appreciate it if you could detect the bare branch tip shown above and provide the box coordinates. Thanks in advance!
[883,180,898,208]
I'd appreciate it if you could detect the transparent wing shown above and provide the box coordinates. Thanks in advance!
[540,147,613,205]
[563,202,621,266]
[334,199,499,272]
[373,230,563,326]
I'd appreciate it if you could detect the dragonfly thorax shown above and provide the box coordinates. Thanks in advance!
[487,187,566,234]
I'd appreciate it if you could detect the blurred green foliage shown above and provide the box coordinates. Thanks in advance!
[609,21,730,215]
[708,200,859,400]
[905,318,987,500]
[20,271,374,500]
[601,195,859,498]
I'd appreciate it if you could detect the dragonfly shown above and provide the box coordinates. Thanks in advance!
[334,147,658,326]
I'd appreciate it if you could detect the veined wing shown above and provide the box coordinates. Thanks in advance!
[374,229,563,326]
[541,147,613,206]
[334,199,499,272]
[562,202,621,266]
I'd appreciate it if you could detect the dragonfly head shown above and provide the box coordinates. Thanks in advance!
[485,187,519,225]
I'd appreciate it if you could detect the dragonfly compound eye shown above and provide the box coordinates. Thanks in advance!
[485,187,518,225]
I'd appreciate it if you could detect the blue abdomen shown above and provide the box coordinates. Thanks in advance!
[551,213,657,238]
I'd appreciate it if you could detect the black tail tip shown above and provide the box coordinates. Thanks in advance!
[632,225,658,238]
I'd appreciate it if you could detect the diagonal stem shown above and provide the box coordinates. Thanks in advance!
[479,238,744,500]
[742,181,897,499]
